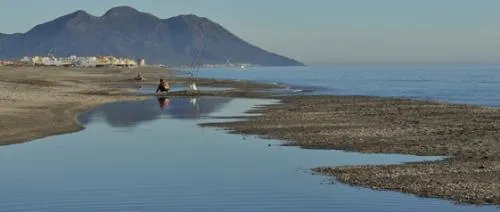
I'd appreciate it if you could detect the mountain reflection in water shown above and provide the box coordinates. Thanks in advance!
[79,97,232,128]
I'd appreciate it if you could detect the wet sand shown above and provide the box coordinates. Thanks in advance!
[201,95,500,205]
[0,66,281,146]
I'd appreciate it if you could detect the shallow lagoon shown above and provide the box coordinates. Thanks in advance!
[0,97,496,211]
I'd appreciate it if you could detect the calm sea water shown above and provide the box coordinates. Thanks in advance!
[192,65,500,106]
[0,66,499,211]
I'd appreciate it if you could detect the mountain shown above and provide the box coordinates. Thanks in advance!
[0,6,304,66]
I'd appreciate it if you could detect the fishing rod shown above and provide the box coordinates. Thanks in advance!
[186,23,208,90]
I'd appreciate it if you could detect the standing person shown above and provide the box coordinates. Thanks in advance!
[155,78,170,93]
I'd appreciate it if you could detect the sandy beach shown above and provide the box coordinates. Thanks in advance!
[1,66,498,206]
[0,66,282,146]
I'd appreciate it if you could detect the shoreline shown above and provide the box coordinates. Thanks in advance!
[1,67,498,206]
[0,66,282,146]
[201,95,500,206]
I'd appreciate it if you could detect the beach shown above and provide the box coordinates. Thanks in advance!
[0,66,282,146]
[1,67,498,206]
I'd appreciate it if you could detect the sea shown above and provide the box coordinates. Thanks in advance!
[0,65,498,212]
[193,65,500,106]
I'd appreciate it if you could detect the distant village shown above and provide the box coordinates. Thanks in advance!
[0,55,146,68]
[0,55,259,69]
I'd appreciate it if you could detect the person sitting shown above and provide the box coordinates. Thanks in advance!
[156,78,170,93]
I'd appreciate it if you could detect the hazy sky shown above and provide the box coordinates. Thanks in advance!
[1,0,499,65]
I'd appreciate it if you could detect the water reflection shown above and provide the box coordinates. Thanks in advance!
[79,97,232,128]
[157,97,169,109]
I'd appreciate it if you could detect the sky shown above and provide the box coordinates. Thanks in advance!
[1,0,499,66]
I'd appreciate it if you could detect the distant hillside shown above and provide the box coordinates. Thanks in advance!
[0,6,304,66]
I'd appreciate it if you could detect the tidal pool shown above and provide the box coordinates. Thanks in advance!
[0,97,494,212]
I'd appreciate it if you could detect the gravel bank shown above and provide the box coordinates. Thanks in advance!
[201,95,500,205]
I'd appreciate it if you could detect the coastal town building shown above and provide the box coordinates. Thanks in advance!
[1,55,142,68]
[137,58,146,66]
[0,60,14,66]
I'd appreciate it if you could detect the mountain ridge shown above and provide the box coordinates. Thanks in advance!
[0,6,304,66]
